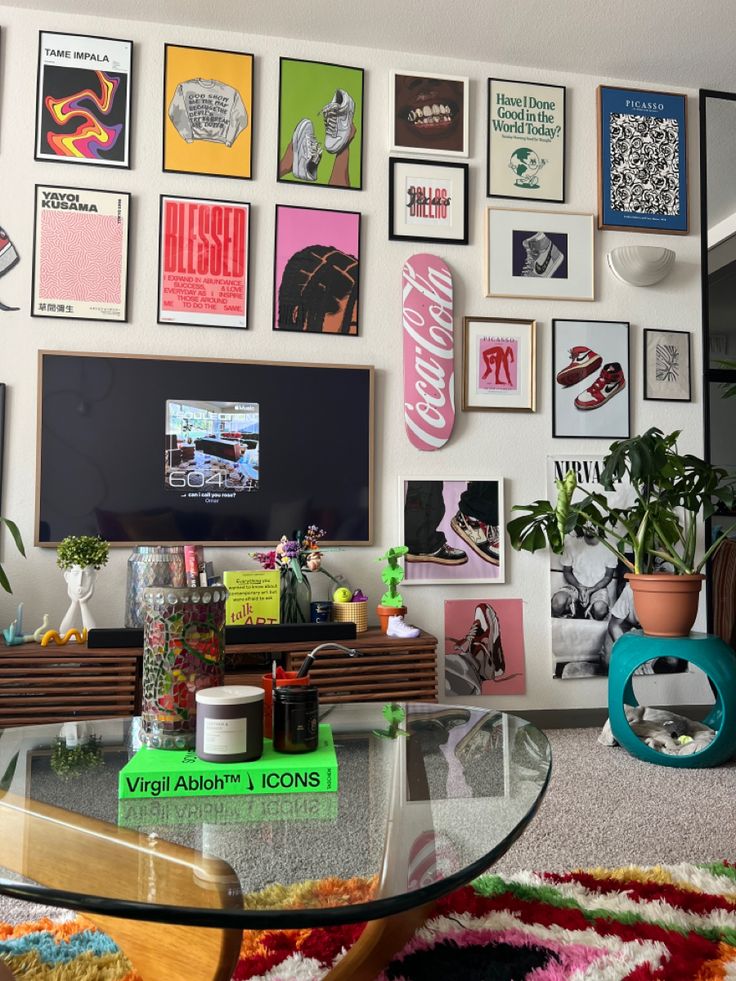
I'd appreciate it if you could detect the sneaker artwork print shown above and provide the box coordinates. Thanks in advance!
[401,478,506,585]
[444,598,526,696]
[552,319,630,439]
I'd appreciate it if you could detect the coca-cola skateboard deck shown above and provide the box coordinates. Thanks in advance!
[402,254,454,451]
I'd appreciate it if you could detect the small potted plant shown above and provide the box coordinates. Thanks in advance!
[508,428,736,637]
[56,535,109,634]
[0,516,24,595]
[375,546,409,633]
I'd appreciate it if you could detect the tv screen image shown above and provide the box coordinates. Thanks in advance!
[37,352,373,546]
[164,400,260,498]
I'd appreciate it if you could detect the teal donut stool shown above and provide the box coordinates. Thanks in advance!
[608,632,736,768]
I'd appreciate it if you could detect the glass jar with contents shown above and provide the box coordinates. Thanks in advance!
[273,684,319,753]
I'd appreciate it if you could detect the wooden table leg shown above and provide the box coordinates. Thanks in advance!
[323,901,435,981]
[82,914,242,981]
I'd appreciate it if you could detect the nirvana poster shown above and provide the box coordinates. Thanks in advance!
[35,32,132,168]
[158,196,250,329]
[32,185,130,322]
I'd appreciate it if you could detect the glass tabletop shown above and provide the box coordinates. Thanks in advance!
[0,702,550,927]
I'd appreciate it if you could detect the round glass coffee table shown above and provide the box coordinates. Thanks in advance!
[0,702,550,980]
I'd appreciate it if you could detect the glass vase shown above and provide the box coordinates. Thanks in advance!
[125,546,186,628]
[279,570,311,623]
[141,585,228,750]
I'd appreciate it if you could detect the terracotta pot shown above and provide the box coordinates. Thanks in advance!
[625,572,705,637]
[376,604,407,634]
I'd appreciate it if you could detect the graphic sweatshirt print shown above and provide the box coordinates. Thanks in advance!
[168,78,248,147]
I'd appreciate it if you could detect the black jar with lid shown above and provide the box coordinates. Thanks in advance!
[273,684,319,753]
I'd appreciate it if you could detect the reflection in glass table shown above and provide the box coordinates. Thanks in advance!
[0,703,551,981]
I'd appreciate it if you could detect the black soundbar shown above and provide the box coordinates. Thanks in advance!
[87,621,358,649]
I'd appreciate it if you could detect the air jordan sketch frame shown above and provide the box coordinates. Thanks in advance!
[484,208,594,300]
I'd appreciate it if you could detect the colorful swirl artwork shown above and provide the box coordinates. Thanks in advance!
[44,71,122,159]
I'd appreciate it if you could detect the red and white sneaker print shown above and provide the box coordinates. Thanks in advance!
[0,227,18,276]
[574,362,626,411]
[555,346,602,387]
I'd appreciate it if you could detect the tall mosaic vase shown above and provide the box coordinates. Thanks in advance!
[141,585,228,750]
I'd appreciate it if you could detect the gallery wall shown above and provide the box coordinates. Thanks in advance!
[0,6,709,710]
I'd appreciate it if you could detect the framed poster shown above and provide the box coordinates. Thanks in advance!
[35,31,132,168]
[444,598,526,696]
[158,195,250,329]
[389,158,468,244]
[484,209,594,300]
[643,329,691,401]
[163,44,253,180]
[462,317,536,412]
[278,57,364,189]
[487,78,565,202]
[389,70,469,157]
[400,477,505,585]
[32,185,130,322]
[552,319,630,439]
[598,85,688,233]
[273,204,360,335]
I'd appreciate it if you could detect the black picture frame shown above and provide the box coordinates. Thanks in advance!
[643,328,692,402]
[388,157,469,245]
[277,56,365,191]
[31,185,131,323]
[162,42,255,181]
[35,31,133,169]
[486,78,566,203]
[273,203,361,336]
[156,194,251,330]
[552,319,631,439]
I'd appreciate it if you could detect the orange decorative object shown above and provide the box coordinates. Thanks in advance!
[625,573,705,637]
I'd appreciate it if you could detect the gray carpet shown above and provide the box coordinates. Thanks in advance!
[3,726,736,923]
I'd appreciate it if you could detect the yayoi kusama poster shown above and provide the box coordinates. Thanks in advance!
[35,32,132,168]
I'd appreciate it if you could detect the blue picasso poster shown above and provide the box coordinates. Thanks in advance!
[598,86,688,234]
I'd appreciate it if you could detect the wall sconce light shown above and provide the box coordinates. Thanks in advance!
[606,246,676,287]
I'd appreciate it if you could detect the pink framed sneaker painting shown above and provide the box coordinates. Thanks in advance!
[399,477,505,585]
[552,319,630,439]
[273,204,360,335]
[444,598,526,697]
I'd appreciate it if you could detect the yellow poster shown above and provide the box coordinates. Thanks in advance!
[163,44,253,179]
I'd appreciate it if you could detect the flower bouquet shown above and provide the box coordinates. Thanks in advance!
[251,525,341,623]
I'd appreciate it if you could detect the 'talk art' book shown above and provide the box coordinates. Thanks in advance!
[223,570,280,626]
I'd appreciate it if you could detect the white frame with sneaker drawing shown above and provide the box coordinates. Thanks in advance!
[388,70,470,157]
[399,476,506,586]
[484,208,594,300]
[552,319,630,439]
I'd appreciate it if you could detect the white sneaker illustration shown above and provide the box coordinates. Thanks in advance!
[291,118,322,181]
[387,615,420,639]
[319,89,355,154]
[521,232,563,278]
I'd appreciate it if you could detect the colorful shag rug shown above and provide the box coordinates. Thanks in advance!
[4,863,736,979]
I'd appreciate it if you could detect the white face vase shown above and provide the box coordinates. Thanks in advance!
[64,565,95,603]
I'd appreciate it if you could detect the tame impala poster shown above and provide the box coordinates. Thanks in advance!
[158,195,250,329]
[32,185,130,321]
[35,32,132,168]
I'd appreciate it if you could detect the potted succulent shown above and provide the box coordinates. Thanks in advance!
[375,546,408,633]
[0,516,24,595]
[508,428,736,637]
[56,535,109,634]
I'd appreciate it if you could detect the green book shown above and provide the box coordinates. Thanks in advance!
[118,791,338,827]
[118,725,337,800]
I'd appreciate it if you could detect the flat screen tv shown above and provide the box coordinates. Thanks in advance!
[36,351,374,546]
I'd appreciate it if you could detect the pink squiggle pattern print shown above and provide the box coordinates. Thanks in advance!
[40,211,123,302]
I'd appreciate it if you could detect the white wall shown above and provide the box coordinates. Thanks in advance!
[0,6,708,710]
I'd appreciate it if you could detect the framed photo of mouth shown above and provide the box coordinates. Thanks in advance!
[487,78,566,203]
[389,70,469,157]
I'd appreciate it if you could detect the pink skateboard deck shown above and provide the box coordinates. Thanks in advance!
[402,253,455,451]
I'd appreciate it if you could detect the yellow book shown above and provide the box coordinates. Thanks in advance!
[223,570,280,626]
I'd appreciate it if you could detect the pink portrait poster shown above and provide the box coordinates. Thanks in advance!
[477,335,519,392]
[444,598,526,697]
[274,204,360,335]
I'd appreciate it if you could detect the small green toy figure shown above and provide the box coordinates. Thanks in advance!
[373,702,409,740]
[376,546,419,638]
[377,545,408,608]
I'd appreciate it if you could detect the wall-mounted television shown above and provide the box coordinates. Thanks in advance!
[36,351,374,546]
